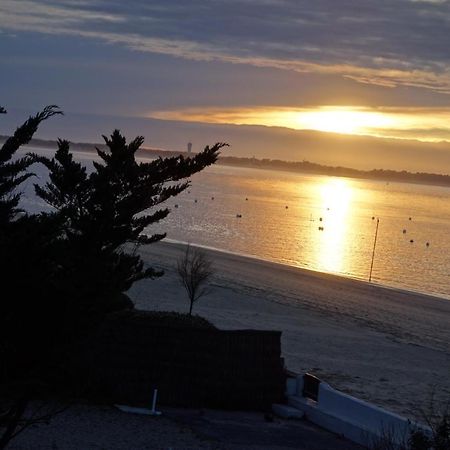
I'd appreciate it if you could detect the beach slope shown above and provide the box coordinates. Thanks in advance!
[130,241,450,419]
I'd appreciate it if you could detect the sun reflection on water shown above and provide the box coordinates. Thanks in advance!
[314,178,353,274]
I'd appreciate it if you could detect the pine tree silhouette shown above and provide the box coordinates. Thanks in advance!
[0,105,61,228]
[32,130,227,314]
[0,108,225,447]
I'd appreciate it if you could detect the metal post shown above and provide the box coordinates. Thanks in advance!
[151,389,158,413]
[369,218,379,283]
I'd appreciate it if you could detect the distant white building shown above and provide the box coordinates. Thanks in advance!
[187,142,192,154]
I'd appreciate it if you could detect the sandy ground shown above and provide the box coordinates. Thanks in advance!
[129,241,450,420]
[8,241,448,449]
[8,403,363,450]
[8,403,215,450]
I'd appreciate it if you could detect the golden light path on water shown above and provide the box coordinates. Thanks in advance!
[17,147,450,298]
[146,161,450,298]
[312,178,354,274]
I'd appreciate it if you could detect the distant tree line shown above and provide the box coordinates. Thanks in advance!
[2,135,449,187]
[218,156,450,187]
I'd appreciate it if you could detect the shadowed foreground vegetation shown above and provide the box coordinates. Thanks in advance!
[0,105,226,448]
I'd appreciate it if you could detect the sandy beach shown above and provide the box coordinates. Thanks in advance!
[130,241,450,420]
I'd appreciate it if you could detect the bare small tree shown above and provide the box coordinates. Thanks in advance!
[177,244,214,316]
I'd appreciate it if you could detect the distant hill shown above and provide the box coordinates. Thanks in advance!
[2,135,449,187]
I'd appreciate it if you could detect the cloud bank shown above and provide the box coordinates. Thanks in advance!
[1,0,450,93]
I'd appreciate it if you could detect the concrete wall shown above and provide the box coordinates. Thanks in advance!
[287,374,431,448]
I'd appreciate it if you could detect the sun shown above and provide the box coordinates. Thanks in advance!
[292,107,394,135]
[150,105,413,139]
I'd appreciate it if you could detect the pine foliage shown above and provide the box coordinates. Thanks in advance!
[32,129,227,311]
[0,106,61,227]
[0,106,225,379]
[1,107,226,446]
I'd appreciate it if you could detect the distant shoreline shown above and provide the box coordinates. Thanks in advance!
[3,135,450,187]
[217,158,450,188]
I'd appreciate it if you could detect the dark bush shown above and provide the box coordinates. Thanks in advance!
[106,309,217,330]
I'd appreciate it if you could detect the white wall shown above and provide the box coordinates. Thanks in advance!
[287,374,431,448]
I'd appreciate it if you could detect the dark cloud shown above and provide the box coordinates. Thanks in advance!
[1,0,450,92]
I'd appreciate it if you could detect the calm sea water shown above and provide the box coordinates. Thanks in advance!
[154,164,450,299]
[21,147,450,299]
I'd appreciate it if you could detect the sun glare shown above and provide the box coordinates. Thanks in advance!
[293,108,394,135]
[150,106,450,142]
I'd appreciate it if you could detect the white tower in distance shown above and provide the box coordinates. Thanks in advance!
[187,142,192,154]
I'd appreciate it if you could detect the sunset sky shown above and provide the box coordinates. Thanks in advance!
[1,0,450,171]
